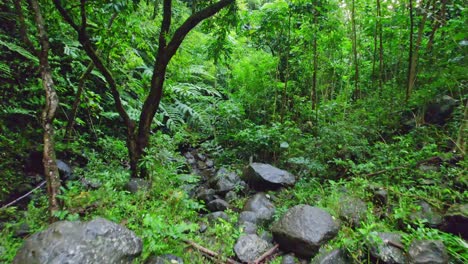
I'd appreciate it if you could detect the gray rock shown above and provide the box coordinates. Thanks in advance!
[234,234,269,263]
[260,231,273,244]
[207,199,229,212]
[369,232,407,264]
[195,187,216,203]
[13,218,142,264]
[410,201,443,228]
[206,211,229,222]
[408,240,448,264]
[440,203,468,240]
[196,153,207,161]
[225,191,238,202]
[206,159,214,168]
[373,188,388,206]
[311,249,350,264]
[244,163,295,190]
[145,254,184,264]
[239,211,259,225]
[243,193,276,223]
[240,221,257,234]
[81,178,102,190]
[339,197,367,227]
[199,223,208,233]
[125,178,151,193]
[197,160,207,170]
[424,95,457,125]
[271,205,339,257]
[214,169,241,193]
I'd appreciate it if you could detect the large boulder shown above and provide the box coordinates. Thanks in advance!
[410,201,443,228]
[244,163,295,190]
[207,199,229,212]
[271,205,339,258]
[243,193,276,224]
[424,95,457,125]
[13,218,142,264]
[408,240,448,264]
[440,203,468,240]
[234,234,269,263]
[369,232,407,264]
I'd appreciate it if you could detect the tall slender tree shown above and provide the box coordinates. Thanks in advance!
[26,0,61,221]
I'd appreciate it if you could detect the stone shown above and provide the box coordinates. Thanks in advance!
[13,218,142,264]
[369,232,407,264]
[198,223,208,233]
[206,211,229,222]
[234,234,269,263]
[271,205,339,258]
[213,168,242,193]
[206,159,214,168]
[195,187,216,203]
[125,178,151,193]
[244,163,295,190]
[373,188,388,206]
[424,95,457,125]
[80,178,102,190]
[339,197,367,227]
[225,191,238,202]
[207,199,229,212]
[243,193,276,223]
[311,249,350,264]
[410,201,443,228]
[145,254,184,264]
[196,152,207,161]
[239,211,259,225]
[197,160,207,170]
[240,221,257,234]
[440,203,468,239]
[408,240,448,264]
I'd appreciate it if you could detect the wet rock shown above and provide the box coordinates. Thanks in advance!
[408,240,448,264]
[13,218,142,264]
[145,254,184,264]
[199,223,208,233]
[234,234,269,263]
[197,160,207,170]
[260,231,273,244]
[206,211,229,222]
[440,203,468,239]
[339,197,367,227]
[125,178,151,193]
[244,163,295,191]
[410,201,443,228]
[424,95,457,125]
[206,159,214,168]
[311,249,350,264]
[196,153,207,161]
[369,232,407,264]
[207,199,229,212]
[271,205,339,258]
[195,187,216,203]
[243,193,276,224]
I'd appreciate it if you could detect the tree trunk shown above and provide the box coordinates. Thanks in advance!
[407,0,430,102]
[406,0,415,102]
[351,0,360,99]
[30,0,61,221]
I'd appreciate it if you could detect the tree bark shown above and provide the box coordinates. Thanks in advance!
[30,0,61,221]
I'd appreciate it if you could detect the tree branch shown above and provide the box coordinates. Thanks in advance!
[165,0,234,59]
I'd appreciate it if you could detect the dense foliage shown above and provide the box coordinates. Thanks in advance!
[0,0,466,263]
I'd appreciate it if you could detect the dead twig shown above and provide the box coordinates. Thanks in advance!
[183,239,240,264]
[1,180,46,209]
[253,244,279,264]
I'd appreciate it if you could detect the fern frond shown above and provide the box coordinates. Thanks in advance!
[0,39,38,64]
[0,62,12,78]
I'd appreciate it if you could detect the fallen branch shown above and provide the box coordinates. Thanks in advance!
[183,239,240,264]
[254,244,279,264]
[1,180,46,209]
[385,239,405,250]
